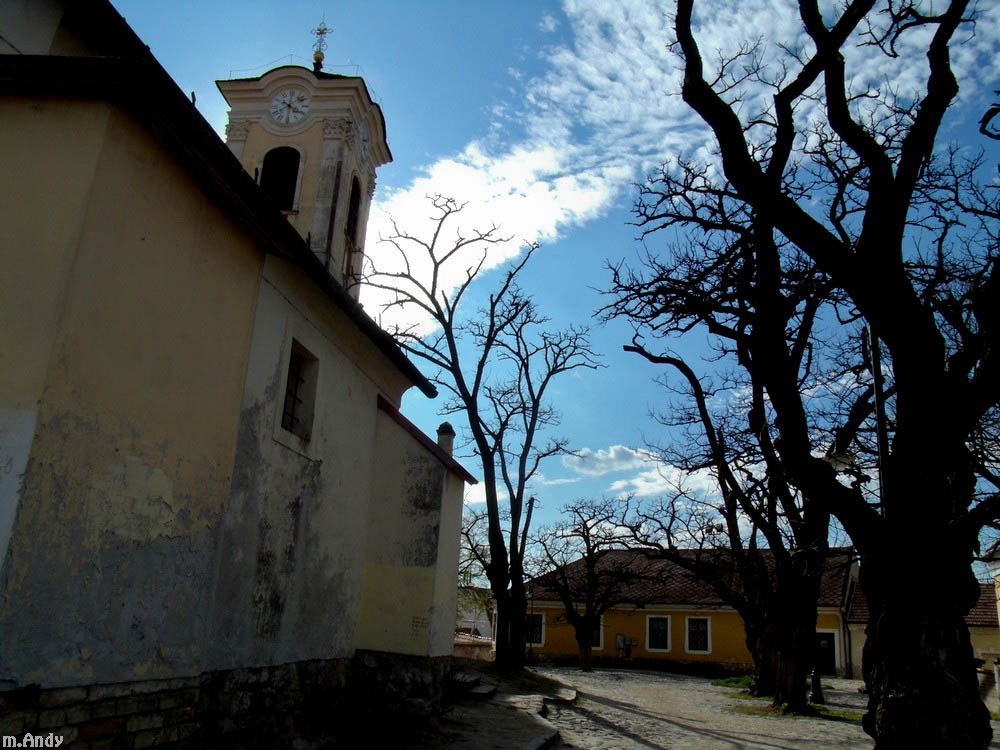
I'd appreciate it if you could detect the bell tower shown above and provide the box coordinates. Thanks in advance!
[216,23,391,299]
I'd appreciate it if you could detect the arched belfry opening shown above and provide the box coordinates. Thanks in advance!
[259,146,300,211]
[343,176,362,282]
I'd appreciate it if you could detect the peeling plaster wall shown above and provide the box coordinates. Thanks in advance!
[356,412,464,657]
[206,257,400,670]
[429,468,465,656]
[0,101,261,687]
[0,93,464,694]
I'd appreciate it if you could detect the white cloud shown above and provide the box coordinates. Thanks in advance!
[608,465,676,497]
[562,444,657,476]
[538,13,559,33]
[538,476,582,487]
[464,483,508,506]
[608,464,718,499]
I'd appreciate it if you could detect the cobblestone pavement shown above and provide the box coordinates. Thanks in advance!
[533,666,875,750]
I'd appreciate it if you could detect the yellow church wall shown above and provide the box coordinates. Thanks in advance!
[0,98,263,686]
[355,408,465,657]
[357,563,437,656]
[0,99,110,414]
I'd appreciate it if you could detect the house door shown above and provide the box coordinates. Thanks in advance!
[815,632,837,675]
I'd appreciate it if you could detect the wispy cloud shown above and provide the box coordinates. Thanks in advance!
[608,464,717,499]
[464,483,508,506]
[562,445,656,476]
[538,13,559,33]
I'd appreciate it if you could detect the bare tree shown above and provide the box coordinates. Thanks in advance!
[528,498,649,672]
[981,90,1000,141]
[609,334,841,711]
[365,195,601,672]
[632,1,1000,747]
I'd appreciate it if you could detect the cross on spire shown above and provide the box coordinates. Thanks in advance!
[312,20,331,73]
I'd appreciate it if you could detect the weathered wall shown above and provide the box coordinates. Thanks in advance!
[356,409,444,656]
[205,255,417,669]
[0,99,261,687]
[429,467,465,656]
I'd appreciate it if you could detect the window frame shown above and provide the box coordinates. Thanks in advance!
[645,614,672,653]
[276,338,319,448]
[684,615,711,654]
[589,615,604,651]
[526,612,545,647]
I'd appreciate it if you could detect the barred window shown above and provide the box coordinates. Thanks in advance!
[281,340,317,440]
[647,616,671,651]
[686,617,711,653]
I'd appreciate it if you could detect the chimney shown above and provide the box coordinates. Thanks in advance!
[437,422,455,456]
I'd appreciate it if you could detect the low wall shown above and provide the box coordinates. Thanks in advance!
[0,652,449,748]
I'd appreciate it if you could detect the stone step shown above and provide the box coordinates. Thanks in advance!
[467,683,498,701]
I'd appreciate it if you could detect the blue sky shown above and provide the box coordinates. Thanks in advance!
[110,0,999,531]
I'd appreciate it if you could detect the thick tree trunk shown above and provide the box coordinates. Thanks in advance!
[743,550,826,712]
[860,548,991,750]
[492,589,513,672]
[746,621,779,697]
[507,578,527,673]
[772,612,814,713]
[854,389,992,749]
[746,601,816,711]
[576,635,594,672]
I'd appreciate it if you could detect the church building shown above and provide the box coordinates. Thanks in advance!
[0,1,473,746]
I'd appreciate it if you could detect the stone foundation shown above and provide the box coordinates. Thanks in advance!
[0,652,449,748]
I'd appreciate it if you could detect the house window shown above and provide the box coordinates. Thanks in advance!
[260,146,300,211]
[685,616,711,654]
[526,613,544,647]
[646,615,671,652]
[281,340,318,440]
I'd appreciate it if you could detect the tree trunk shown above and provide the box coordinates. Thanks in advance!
[492,588,513,672]
[860,546,991,750]
[507,578,527,673]
[854,390,992,749]
[745,602,814,712]
[742,551,825,712]
[772,611,814,713]
[576,635,593,672]
[746,620,779,698]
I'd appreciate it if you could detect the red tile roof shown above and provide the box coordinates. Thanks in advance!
[529,548,856,609]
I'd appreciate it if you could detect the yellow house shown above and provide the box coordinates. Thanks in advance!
[527,549,857,676]
[0,0,474,745]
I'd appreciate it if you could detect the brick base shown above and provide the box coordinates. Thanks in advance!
[0,653,449,748]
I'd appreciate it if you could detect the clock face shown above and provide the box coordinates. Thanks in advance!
[269,88,311,125]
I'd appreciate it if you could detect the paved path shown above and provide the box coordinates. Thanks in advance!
[533,667,873,750]
[419,664,1000,749]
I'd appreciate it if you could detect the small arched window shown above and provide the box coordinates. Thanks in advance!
[259,146,300,211]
